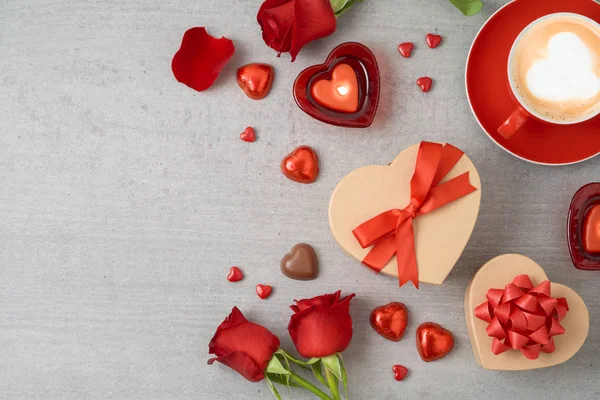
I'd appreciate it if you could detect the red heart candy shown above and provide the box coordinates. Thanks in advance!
[416,322,454,362]
[240,127,256,142]
[417,77,433,93]
[227,266,243,282]
[236,63,274,100]
[392,365,408,381]
[256,284,272,299]
[370,302,409,342]
[426,34,442,49]
[293,42,380,128]
[281,146,319,184]
[398,42,414,58]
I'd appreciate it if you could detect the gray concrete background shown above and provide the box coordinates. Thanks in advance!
[1,0,599,399]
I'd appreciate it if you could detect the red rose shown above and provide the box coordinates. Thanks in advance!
[288,290,355,358]
[257,0,337,61]
[208,307,280,382]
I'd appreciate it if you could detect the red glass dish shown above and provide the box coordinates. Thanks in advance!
[293,42,380,128]
[567,183,600,270]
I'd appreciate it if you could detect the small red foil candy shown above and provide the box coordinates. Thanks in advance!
[398,42,414,58]
[392,365,408,381]
[172,27,235,92]
[426,34,442,48]
[240,127,256,142]
[256,284,273,299]
[417,77,433,92]
[281,146,319,184]
[227,266,243,282]
[474,274,569,360]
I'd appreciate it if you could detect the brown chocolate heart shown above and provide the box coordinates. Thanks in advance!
[281,243,318,280]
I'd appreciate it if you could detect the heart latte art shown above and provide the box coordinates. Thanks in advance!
[510,14,600,123]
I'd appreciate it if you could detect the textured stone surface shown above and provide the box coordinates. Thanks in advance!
[0,1,599,399]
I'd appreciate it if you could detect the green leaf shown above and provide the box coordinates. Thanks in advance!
[334,0,363,18]
[330,0,349,13]
[310,361,328,387]
[266,355,290,376]
[338,354,349,399]
[266,373,299,387]
[276,349,319,367]
[449,0,483,16]
[266,378,283,400]
[322,354,343,381]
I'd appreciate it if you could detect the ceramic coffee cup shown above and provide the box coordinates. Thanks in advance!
[498,13,600,139]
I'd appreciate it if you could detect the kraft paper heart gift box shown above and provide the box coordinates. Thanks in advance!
[329,142,482,288]
[465,254,589,370]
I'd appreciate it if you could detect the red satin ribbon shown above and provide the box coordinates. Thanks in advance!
[474,274,569,360]
[352,142,477,288]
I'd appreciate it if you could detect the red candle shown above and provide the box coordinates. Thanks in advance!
[583,205,600,253]
[311,63,359,113]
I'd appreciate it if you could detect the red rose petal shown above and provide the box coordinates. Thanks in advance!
[172,27,235,92]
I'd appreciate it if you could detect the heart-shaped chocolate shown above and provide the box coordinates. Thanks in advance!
[280,243,318,280]
[465,254,589,370]
[293,42,380,128]
[329,143,481,285]
[281,146,319,184]
[370,302,408,342]
[416,322,454,362]
[236,63,274,100]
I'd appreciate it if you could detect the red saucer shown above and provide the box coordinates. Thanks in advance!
[466,0,600,165]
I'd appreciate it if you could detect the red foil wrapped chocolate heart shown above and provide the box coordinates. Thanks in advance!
[236,63,274,100]
[293,42,380,128]
[416,322,454,362]
[281,146,319,184]
[370,302,409,342]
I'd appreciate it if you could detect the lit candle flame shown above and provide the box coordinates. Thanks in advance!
[336,85,349,96]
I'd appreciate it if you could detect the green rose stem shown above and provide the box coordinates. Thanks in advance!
[324,368,341,400]
[289,370,334,400]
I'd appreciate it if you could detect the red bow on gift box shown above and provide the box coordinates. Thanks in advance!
[474,274,569,360]
[352,141,477,288]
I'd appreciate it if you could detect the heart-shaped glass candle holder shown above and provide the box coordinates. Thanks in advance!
[293,42,380,128]
[567,183,600,270]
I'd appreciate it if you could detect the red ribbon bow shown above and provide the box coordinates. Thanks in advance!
[352,142,477,288]
[474,274,569,360]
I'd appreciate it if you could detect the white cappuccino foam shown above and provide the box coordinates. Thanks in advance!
[526,32,600,102]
